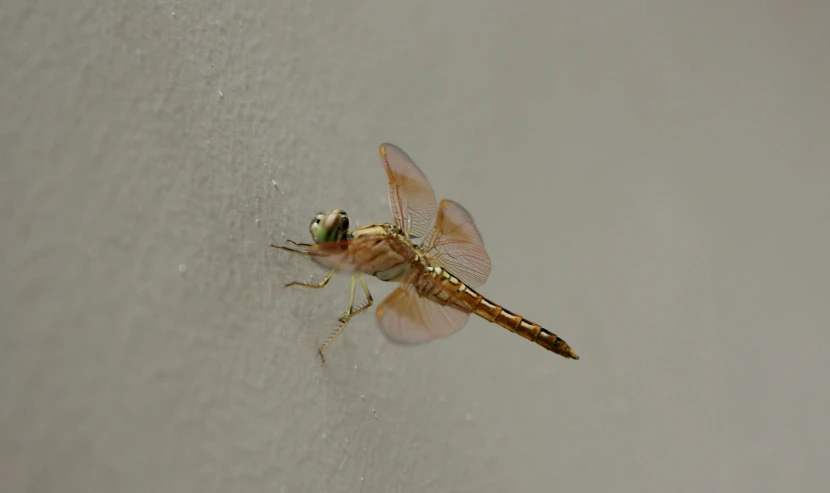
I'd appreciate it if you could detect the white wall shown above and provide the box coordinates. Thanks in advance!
[2,1,829,492]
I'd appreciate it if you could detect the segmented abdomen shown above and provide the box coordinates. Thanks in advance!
[423,267,579,360]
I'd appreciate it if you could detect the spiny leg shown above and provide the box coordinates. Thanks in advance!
[270,242,312,256]
[337,275,374,325]
[274,241,342,288]
[338,275,374,321]
[273,240,352,363]
[285,239,312,247]
[318,274,374,364]
[283,267,337,289]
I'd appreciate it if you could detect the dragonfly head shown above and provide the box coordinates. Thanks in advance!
[309,209,351,244]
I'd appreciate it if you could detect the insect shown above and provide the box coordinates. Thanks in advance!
[273,143,579,364]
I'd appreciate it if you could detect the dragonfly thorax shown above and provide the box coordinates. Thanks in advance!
[348,223,423,283]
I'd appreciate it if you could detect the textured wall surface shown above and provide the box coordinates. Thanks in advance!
[2,1,829,492]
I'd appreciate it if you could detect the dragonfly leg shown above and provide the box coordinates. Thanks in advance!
[271,243,313,256]
[283,267,336,289]
[318,275,374,364]
[285,239,313,248]
[337,275,374,323]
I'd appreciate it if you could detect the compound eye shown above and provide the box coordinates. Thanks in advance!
[309,213,326,242]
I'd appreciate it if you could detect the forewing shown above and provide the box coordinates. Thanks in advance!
[379,143,437,238]
[375,283,470,345]
[422,200,492,288]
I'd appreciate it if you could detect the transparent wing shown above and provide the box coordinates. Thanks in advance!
[375,283,470,345]
[421,200,492,288]
[379,143,437,239]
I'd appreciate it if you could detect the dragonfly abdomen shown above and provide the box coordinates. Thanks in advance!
[467,291,579,360]
[417,263,578,360]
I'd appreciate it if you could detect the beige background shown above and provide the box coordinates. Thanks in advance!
[2,1,829,492]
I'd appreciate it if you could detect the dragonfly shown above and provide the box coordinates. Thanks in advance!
[273,143,579,364]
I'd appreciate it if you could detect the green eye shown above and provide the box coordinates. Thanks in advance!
[308,210,350,244]
[309,213,325,243]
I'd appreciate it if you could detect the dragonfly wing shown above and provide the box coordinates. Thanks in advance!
[422,199,492,288]
[376,283,470,345]
[379,143,437,239]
